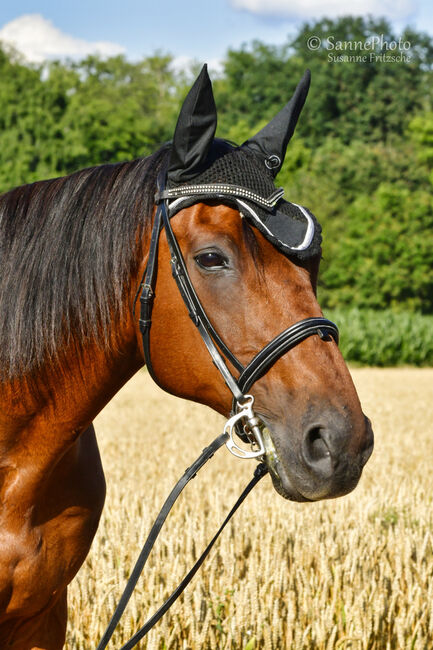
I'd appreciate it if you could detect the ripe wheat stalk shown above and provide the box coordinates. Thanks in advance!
[65,368,433,649]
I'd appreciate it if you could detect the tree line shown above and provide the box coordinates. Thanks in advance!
[1,16,432,317]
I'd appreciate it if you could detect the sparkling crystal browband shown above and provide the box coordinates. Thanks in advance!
[156,184,285,210]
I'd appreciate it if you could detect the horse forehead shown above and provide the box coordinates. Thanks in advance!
[176,202,245,240]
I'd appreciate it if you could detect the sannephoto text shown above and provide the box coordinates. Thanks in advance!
[326,35,411,51]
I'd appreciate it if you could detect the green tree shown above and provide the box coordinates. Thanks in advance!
[289,16,433,144]
[320,183,433,312]
[214,41,303,140]
[0,46,70,188]
[56,54,178,171]
[0,48,180,191]
[408,112,433,181]
[214,16,433,148]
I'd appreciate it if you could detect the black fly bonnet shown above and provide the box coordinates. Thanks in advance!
[156,66,322,259]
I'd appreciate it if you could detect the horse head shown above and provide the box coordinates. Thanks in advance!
[137,65,373,502]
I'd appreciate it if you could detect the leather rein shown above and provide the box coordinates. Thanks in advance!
[96,172,339,648]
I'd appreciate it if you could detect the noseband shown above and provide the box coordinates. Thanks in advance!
[138,171,339,459]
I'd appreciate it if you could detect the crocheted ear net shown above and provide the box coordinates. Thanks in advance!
[167,142,322,259]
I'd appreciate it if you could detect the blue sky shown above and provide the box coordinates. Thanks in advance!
[0,0,432,67]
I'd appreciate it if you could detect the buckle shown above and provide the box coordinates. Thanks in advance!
[224,395,265,459]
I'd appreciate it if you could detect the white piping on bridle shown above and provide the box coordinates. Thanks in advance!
[236,199,315,252]
[167,196,315,254]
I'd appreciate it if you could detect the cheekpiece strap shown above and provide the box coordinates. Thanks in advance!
[156,184,284,211]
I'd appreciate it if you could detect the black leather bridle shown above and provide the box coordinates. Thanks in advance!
[139,171,339,456]
[96,172,339,649]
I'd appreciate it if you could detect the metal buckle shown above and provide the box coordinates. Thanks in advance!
[224,395,265,459]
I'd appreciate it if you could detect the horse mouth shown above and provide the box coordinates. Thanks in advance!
[260,427,312,502]
[260,424,370,502]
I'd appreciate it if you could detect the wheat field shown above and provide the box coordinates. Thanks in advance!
[65,368,433,650]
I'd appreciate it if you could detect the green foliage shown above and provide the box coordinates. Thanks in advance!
[277,130,433,314]
[55,54,178,171]
[290,17,433,144]
[215,40,301,139]
[216,16,433,148]
[0,50,178,190]
[0,15,432,350]
[408,112,433,186]
[214,16,433,318]
[326,308,433,365]
[320,183,433,313]
[0,48,68,188]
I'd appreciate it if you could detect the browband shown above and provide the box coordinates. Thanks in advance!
[156,184,285,211]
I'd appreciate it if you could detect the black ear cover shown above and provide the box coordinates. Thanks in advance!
[241,70,311,177]
[167,65,217,184]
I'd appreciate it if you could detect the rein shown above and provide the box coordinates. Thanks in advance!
[96,434,267,650]
[96,170,339,647]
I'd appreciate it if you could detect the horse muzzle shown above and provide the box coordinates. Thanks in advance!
[261,413,374,502]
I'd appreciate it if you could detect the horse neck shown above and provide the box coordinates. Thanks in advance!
[1,292,144,457]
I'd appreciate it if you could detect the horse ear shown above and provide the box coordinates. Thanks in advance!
[167,64,217,184]
[241,69,311,177]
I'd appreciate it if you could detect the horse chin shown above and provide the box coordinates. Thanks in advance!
[267,467,313,502]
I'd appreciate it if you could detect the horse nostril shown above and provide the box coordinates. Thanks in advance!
[306,427,329,461]
[302,426,333,477]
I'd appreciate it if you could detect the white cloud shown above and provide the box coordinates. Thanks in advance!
[170,55,223,76]
[231,0,415,21]
[170,55,195,73]
[0,14,125,63]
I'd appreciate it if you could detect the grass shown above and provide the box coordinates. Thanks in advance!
[65,368,433,649]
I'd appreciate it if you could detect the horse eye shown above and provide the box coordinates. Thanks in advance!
[195,251,228,270]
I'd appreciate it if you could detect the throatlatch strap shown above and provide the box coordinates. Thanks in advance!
[138,205,163,387]
[96,435,267,650]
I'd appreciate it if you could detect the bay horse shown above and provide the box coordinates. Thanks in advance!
[0,66,373,649]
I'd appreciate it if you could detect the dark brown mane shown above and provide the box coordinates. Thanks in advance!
[0,145,170,381]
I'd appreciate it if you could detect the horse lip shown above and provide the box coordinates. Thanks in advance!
[269,472,313,502]
[260,424,312,502]
[361,416,375,466]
